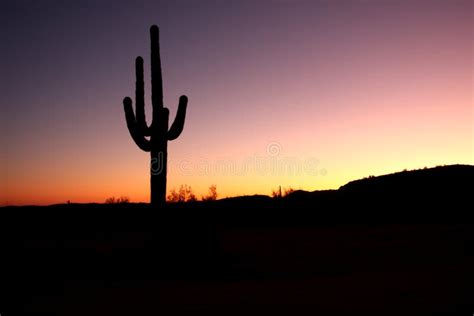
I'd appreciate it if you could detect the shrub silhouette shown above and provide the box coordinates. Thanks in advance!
[202,185,218,201]
[123,25,188,208]
[105,196,130,204]
[167,185,197,203]
[271,186,294,198]
[271,186,282,198]
[284,187,295,196]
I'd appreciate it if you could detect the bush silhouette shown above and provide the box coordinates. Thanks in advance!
[271,186,294,198]
[202,185,218,201]
[105,196,130,204]
[167,185,197,203]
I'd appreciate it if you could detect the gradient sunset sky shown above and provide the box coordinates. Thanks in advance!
[1,0,472,205]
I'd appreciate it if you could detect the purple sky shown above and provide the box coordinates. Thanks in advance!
[1,0,472,204]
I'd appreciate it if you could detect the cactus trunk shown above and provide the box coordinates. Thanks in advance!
[150,146,167,207]
[123,25,188,207]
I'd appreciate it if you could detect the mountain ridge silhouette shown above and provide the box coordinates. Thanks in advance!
[3,165,473,315]
[3,164,470,208]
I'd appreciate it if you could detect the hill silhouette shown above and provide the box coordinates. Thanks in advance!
[339,164,472,197]
[2,165,473,315]
[200,164,473,223]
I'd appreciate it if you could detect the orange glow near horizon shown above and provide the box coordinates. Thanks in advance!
[1,1,472,206]
[4,94,472,206]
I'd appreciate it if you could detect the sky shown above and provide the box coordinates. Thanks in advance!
[1,0,472,205]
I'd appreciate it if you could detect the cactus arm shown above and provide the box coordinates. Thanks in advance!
[134,56,150,135]
[122,25,188,207]
[123,97,151,152]
[150,25,163,110]
[167,95,188,141]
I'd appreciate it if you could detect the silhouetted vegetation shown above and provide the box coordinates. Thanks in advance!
[271,186,295,198]
[4,165,474,315]
[202,185,218,201]
[271,186,282,198]
[167,185,197,203]
[105,196,130,204]
[123,25,188,207]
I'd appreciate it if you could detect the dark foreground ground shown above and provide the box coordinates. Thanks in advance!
[2,165,473,315]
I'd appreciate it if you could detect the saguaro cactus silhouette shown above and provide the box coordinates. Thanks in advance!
[123,25,188,207]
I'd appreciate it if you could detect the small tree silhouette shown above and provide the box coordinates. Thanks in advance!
[202,185,218,201]
[167,185,197,203]
[105,197,116,204]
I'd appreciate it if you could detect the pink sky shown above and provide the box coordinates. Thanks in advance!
[1,0,472,205]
